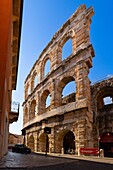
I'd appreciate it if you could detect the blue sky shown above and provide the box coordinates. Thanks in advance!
[10,0,113,135]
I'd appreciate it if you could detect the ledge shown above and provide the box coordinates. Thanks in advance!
[23,98,88,129]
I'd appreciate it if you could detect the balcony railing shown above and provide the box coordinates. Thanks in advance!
[9,101,20,123]
[10,101,20,112]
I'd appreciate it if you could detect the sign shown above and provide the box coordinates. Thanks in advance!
[22,129,26,135]
[44,127,51,134]
[80,148,99,155]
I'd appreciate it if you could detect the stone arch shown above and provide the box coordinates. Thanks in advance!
[91,79,113,113]
[56,76,76,106]
[92,80,113,139]
[29,99,36,119]
[41,55,51,79]
[40,89,51,114]
[28,134,34,151]
[63,131,75,154]
[38,133,49,152]
[60,30,75,50]
[57,30,76,62]
[55,128,76,153]
[95,86,113,111]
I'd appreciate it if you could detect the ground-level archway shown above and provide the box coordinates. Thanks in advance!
[63,131,75,154]
[28,135,34,151]
[100,132,113,157]
[38,133,49,152]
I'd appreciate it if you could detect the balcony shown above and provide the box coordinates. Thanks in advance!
[9,101,20,123]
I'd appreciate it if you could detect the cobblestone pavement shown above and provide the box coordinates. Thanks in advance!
[0,151,113,170]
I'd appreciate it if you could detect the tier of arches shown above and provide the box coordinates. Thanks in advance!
[23,76,76,124]
[27,130,76,154]
[25,33,76,99]
[26,130,113,157]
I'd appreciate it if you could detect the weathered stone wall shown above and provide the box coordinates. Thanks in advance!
[22,4,95,154]
[91,77,113,147]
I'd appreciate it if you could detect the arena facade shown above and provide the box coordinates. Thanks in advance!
[22,5,113,157]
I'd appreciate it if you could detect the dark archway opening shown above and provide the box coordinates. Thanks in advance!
[63,131,75,154]
[100,132,113,157]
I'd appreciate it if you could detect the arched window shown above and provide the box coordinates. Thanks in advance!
[40,90,51,114]
[62,39,72,61]
[56,76,76,106]
[46,94,50,108]
[44,59,50,77]
[103,96,113,105]
[34,75,38,88]
[62,81,76,105]
[97,87,113,110]
[28,86,30,95]
[62,81,75,97]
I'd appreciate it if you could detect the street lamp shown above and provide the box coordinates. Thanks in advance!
[22,129,26,145]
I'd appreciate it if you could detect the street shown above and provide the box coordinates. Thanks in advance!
[0,152,113,170]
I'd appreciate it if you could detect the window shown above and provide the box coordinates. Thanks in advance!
[46,94,50,108]
[62,39,72,60]
[34,75,38,88]
[103,96,113,105]
[62,81,75,97]
[44,59,50,77]
[28,86,30,95]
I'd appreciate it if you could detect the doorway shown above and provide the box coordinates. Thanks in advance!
[63,131,75,154]
[100,132,113,157]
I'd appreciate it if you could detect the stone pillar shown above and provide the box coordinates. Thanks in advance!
[50,50,58,71]
[75,5,94,52]
[34,132,38,152]
[50,79,55,110]
[48,128,55,153]
[57,45,62,64]
[76,119,92,155]
[25,135,27,146]
[37,91,41,114]
[23,107,25,125]
[75,61,90,102]
[28,101,31,120]
[26,134,29,147]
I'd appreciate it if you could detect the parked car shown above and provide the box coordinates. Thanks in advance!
[12,144,31,154]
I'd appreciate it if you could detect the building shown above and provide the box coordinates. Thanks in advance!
[22,5,113,157]
[0,0,23,159]
[9,133,23,146]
